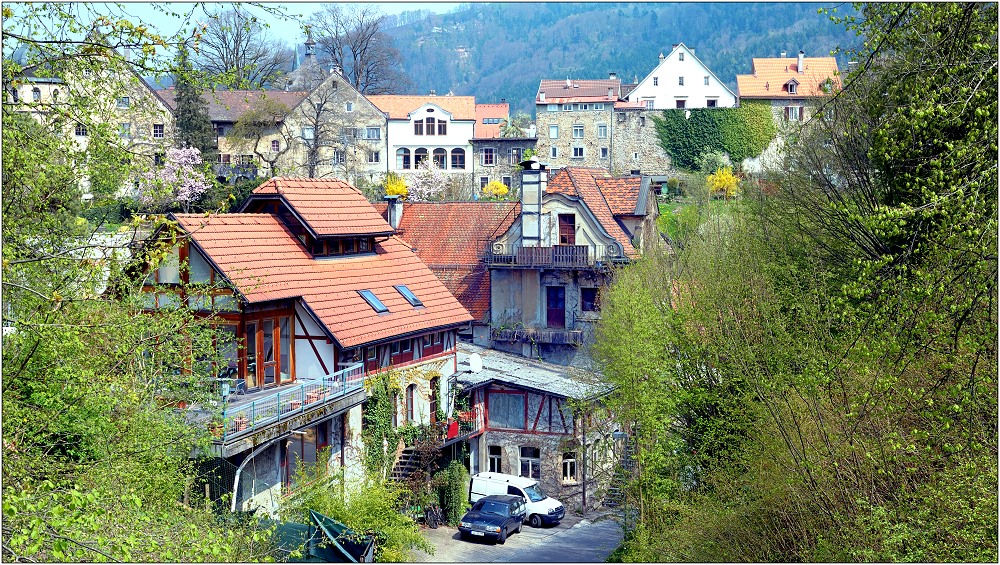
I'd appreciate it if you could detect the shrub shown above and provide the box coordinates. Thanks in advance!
[481,180,509,200]
[436,460,470,525]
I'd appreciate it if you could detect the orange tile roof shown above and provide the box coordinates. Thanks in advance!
[475,103,509,138]
[537,79,620,104]
[597,176,642,216]
[247,178,394,237]
[158,89,308,122]
[173,213,472,348]
[546,168,638,259]
[367,94,477,120]
[736,56,841,99]
[372,201,520,322]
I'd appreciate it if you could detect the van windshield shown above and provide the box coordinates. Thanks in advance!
[523,484,546,502]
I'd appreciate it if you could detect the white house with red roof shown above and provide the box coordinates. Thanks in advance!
[142,177,472,514]
[367,94,477,175]
[626,43,737,110]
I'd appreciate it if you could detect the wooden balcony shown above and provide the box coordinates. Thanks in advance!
[485,244,592,268]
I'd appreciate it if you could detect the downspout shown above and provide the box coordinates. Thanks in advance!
[581,412,587,513]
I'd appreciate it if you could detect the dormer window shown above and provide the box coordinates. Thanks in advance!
[394,285,423,307]
[787,81,798,94]
[359,290,388,313]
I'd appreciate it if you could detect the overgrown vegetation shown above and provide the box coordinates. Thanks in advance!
[283,454,433,563]
[600,3,997,561]
[652,101,776,169]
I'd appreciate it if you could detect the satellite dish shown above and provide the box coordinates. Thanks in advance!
[469,353,483,373]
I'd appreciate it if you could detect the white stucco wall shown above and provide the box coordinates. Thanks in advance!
[627,44,737,109]
[387,103,475,173]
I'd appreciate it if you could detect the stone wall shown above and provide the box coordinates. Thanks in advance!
[610,109,673,176]
[534,107,613,169]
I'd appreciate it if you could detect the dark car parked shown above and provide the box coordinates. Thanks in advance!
[458,494,526,544]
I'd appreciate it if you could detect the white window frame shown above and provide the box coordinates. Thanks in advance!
[572,146,584,159]
[116,96,130,109]
[594,103,604,110]
[519,446,541,479]
[120,122,131,139]
[645,100,654,110]
[597,124,608,138]
[271,139,280,153]
[153,123,164,139]
[550,146,558,158]
[562,453,578,483]
[481,147,496,166]
[678,52,684,61]
[562,104,572,111]
[787,105,802,121]
[653,77,658,86]
[547,104,558,112]
[788,82,798,95]
[74,123,88,137]
[480,176,489,189]
[302,126,315,140]
[572,124,584,139]
[549,124,559,139]
[600,147,609,159]
[368,150,380,164]
[704,76,710,86]
[345,101,354,112]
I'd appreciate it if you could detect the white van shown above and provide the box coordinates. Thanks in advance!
[469,472,565,527]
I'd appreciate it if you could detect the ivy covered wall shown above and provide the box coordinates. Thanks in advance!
[652,101,776,170]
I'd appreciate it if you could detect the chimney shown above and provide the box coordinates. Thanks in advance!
[519,157,547,248]
[565,78,572,88]
[797,50,805,74]
[690,48,695,56]
[609,72,617,80]
[429,89,436,96]
[539,91,546,102]
[384,195,403,230]
[659,52,666,63]
[608,87,614,99]
[780,50,787,58]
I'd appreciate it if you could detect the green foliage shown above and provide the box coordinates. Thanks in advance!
[692,148,731,174]
[434,460,471,525]
[360,371,402,480]
[282,454,433,563]
[173,44,217,163]
[652,101,776,170]
[600,4,997,561]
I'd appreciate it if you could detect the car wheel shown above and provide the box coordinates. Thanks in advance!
[515,521,522,534]
[529,514,542,528]
[498,528,507,544]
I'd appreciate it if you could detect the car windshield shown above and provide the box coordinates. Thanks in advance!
[523,484,546,502]
[476,501,509,516]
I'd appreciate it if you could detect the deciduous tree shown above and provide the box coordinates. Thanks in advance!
[194,8,294,89]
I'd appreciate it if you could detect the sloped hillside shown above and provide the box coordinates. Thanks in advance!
[386,3,858,113]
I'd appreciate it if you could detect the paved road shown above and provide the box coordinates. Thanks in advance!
[412,511,623,563]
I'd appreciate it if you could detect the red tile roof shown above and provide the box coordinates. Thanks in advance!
[597,176,643,216]
[546,168,639,258]
[158,89,309,122]
[247,178,394,237]
[537,79,621,104]
[367,94,477,120]
[373,201,520,322]
[475,103,509,138]
[173,213,472,348]
[736,56,841,99]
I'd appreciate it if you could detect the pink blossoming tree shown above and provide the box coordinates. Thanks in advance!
[136,147,211,212]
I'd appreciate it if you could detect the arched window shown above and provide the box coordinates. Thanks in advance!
[432,148,447,169]
[31,88,41,101]
[450,148,466,170]
[429,377,440,423]
[414,148,428,167]
[406,383,417,423]
[396,148,411,170]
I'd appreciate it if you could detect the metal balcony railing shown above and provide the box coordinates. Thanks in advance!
[490,327,584,345]
[213,362,365,441]
[444,408,482,446]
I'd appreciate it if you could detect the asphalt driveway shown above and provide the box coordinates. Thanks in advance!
[411,511,623,563]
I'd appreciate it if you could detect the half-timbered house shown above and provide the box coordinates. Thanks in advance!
[142,177,471,515]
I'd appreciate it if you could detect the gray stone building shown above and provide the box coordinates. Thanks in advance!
[533,76,673,177]
[454,343,618,513]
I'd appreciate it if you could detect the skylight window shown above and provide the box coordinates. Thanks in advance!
[358,290,388,313]
[394,285,423,307]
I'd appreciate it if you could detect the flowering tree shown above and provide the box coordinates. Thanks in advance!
[383,172,408,199]
[481,180,510,200]
[136,147,212,212]
[404,160,447,202]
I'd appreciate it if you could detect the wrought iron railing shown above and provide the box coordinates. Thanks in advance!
[444,408,482,445]
[490,327,584,345]
[215,362,365,441]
